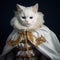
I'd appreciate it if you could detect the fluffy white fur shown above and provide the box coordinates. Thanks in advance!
[10,3,44,31]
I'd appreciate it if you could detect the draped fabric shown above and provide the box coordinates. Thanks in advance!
[0,25,60,60]
[8,31,46,60]
[8,31,46,47]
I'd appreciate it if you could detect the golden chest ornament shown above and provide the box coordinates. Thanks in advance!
[8,31,46,47]
[8,31,46,60]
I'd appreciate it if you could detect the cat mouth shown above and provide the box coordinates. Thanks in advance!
[21,22,31,27]
[18,20,30,27]
[24,24,31,27]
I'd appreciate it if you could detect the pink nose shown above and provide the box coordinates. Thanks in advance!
[25,20,29,23]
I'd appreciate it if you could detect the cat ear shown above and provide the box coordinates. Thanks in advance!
[16,4,25,11]
[33,3,39,12]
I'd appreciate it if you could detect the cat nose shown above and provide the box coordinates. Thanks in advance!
[26,21,29,23]
[25,20,28,23]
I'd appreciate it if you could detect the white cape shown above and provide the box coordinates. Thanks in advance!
[0,25,60,60]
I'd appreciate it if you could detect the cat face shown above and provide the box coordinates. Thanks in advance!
[11,3,44,30]
[16,4,38,27]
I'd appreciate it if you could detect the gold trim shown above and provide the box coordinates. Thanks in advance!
[8,31,46,60]
[8,33,23,46]
[23,31,32,60]
[27,31,34,42]
[8,31,46,47]
[36,35,46,46]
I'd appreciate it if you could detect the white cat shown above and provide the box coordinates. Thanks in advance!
[0,3,60,60]
[11,3,44,31]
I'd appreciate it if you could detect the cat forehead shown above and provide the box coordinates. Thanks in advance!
[23,7,33,12]
[21,8,36,16]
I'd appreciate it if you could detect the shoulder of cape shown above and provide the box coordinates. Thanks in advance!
[6,29,19,43]
[37,25,51,33]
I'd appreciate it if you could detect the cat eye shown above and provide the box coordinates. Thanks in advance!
[29,16,33,19]
[22,16,26,19]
